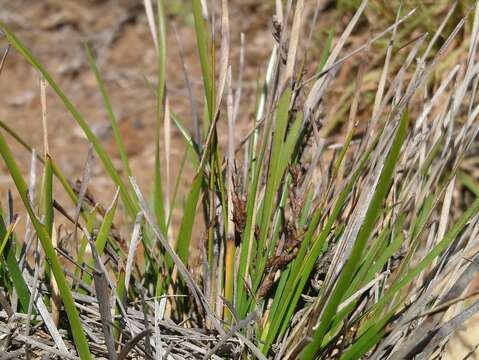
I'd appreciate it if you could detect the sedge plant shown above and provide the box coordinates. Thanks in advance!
[0,0,479,359]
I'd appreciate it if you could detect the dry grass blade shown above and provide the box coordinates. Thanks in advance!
[173,23,200,144]
[129,177,224,335]
[283,0,304,84]
[0,289,14,319]
[233,33,244,122]
[203,312,256,360]
[125,212,143,292]
[0,350,25,360]
[215,0,230,118]
[236,333,268,360]
[164,93,172,242]
[338,271,389,312]
[0,331,80,360]
[154,297,167,359]
[118,328,152,360]
[303,6,416,86]
[371,4,400,121]
[73,147,94,224]
[400,298,479,359]
[0,44,10,76]
[22,275,69,354]
[18,150,37,271]
[195,0,230,177]
[275,0,283,25]
[422,1,458,62]
[143,0,158,54]
[417,290,479,320]
[303,0,368,119]
[89,245,117,360]
[438,254,479,306]
[24,245,40,359]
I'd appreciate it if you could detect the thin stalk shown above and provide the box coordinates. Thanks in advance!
[0,131,91,359]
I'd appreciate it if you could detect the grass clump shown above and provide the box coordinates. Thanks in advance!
[0,1,479,359]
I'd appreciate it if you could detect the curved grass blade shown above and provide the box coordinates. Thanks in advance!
[356,196,479,340]
[458,171,479,197]
[0,131,91,359]
[0,216,18,256]
[262,131,378,350]
[0,214,30,313]
[192,0,213,119]
[0,119,85,220]
[255,90,291,274]
[74,207,97,291]
[175,175,203,266]
[84,189,120,286]
[153,0,168,235]
[301,111,409,359]
[0,21,137,218]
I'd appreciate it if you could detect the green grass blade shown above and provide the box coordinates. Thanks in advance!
[0,22,137,219]
[255,110,303,287]
[42,155,53,237]
[302,111,409,359]
[0,218,17,256]
[0,119,86,221]
[359,195,479,337]
[4,250,31,313]
[153,0,168,235]
[340,303,402,359]
[85,43,132,178]
[458,171,479,197]
[84,190,119,286]
[340,326,387,360]
[171,112,200,163]
[317,31,334,73]
[192,0,213,120]
[94,190,119,254]
[175,175,202,265]
[236,89,292,315]
[74,207,97,290]
[347,217,405,299]
[0,216,30,313]
[263,138,374,349]
[324,230,406,345]
[167,147,189,229]
[114,268,126,342]
[0,131,91,359]
[42,154,54,295]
